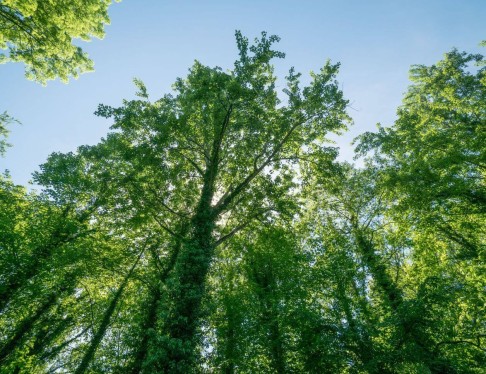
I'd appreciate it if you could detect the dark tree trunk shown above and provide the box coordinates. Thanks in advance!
[131,227,188,373]
[352,224,454,373]
[0,292,57,363]
[268,317,285,374]
[10,315,74,373]
[159,210,215,373]
[353,229,403,311]
[248,256,286,373]
[154,105,231,372]
[337,280,375,371]
[75,251,143,374]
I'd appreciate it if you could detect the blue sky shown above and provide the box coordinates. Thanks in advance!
[1,0,485,187]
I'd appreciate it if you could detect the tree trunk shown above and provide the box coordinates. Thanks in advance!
[0,292,57,364]
[337,279,375,370]
[131,227,188,373]
[352,226,403,311]
[159,209,215,373]
[351,224,453,373]
[221,294,237,374]
[75,250,143,374]
[10,315,75,373]
[154,105,231,372]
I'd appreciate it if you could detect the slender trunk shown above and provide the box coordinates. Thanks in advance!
[0,292,57,363]
[40,326,90,362]
[75,251,143,374]
[337,280,374,370]
[352,227,402,311]
[222,319,236,374]
[351,224,452,373]
[437,223,478,259]
[0,209,90,313]
[10,316,74,373]
[221,273,238,374]
[249,257,286,373]
[268,316,285,374]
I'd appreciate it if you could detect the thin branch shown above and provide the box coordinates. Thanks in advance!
[435,339,486,352]
[212,118,305,216]
[150,212,183,240]
[179,132,210,163]
[174,149,205,177]
[212,221,251,248]
[212,207,273,248]
[0,7,41,43]
[208,103,233,172]
[149,190,190,218]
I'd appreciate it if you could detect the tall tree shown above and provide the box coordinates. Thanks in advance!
[75,31,350,371]
[6,29,485,374]
[356,49,485,260]
[348,48,486,372]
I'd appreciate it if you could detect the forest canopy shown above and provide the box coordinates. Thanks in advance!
[0,30,485,373]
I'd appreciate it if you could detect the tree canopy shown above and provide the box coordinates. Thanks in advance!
[0,0,119,84]
[0,31,485,373]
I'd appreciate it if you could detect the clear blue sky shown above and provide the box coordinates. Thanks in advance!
[1,0,485,187]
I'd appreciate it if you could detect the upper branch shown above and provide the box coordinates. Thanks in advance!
[212,117,304,217]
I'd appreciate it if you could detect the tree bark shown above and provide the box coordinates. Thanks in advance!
[131,229,187,373]
[159,208,215,372]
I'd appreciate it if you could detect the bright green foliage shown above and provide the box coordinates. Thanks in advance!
[354,49,486,372]
[1,36,485,373]
[8,31,349,372]
[0,167,143,373]
[306,163,485,372]
[356,50,485,254]
[90,31,348,372]
[0,111,17,156]
[0,0,119,84]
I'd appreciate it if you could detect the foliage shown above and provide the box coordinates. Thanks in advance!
[0,111,17,156]
[0,0,120,84]
[1,34,485,373]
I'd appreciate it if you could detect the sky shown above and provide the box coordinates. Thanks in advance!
[1,0,485,187]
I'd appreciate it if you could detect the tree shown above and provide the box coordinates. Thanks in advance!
[57,30,350,371]
[0,0,120,84]
[352,48,486,372]
[305,161,486,373]
[5,28,485,373]
[356,49,485,260]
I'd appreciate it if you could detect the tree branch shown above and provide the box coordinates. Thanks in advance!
[212,207,273,248]
[212,118,304,216]
[150,213,182,240]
